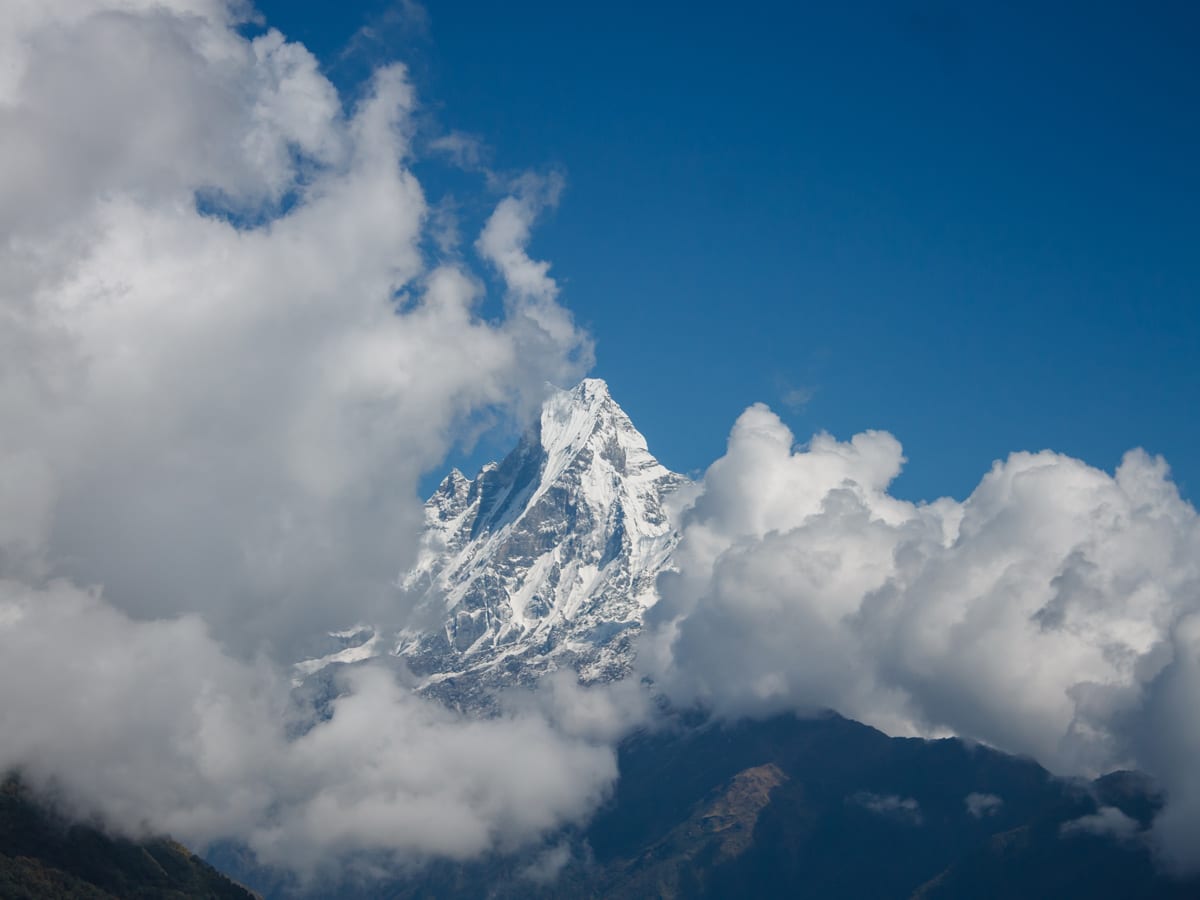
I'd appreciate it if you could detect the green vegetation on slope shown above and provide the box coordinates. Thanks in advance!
[0,777,257,900]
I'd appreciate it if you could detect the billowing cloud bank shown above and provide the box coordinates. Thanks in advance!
[0,0,616,875]
[0,583,617,870]
[642,404,1200,872]
[1,0,595,653]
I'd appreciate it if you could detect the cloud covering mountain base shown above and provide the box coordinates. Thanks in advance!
[642,404,1200,872]
[0,580,620,873]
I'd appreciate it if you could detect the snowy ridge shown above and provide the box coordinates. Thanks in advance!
[384,378,688,704]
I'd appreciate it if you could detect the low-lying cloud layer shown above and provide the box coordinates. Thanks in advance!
[0,581,618,873]
[642,404,1200,871]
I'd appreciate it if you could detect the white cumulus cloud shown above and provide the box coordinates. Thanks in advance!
[642,403,1200,871]
[0,0,609,876]
[1061,806,1142,843]
[965,792,1003,818]
[851,792,923,825]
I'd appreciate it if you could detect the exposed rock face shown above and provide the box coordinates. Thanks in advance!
[298,378,689,707]
[698,763,791,862]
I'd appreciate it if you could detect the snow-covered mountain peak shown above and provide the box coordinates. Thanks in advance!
[297,378,688,705]
[558,375,612,404]
[386,378,690,704]
[538,378,658,479]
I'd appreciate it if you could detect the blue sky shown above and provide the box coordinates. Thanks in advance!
[257,0,1199,502]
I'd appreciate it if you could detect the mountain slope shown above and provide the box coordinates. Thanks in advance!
[339,714,1197,900]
